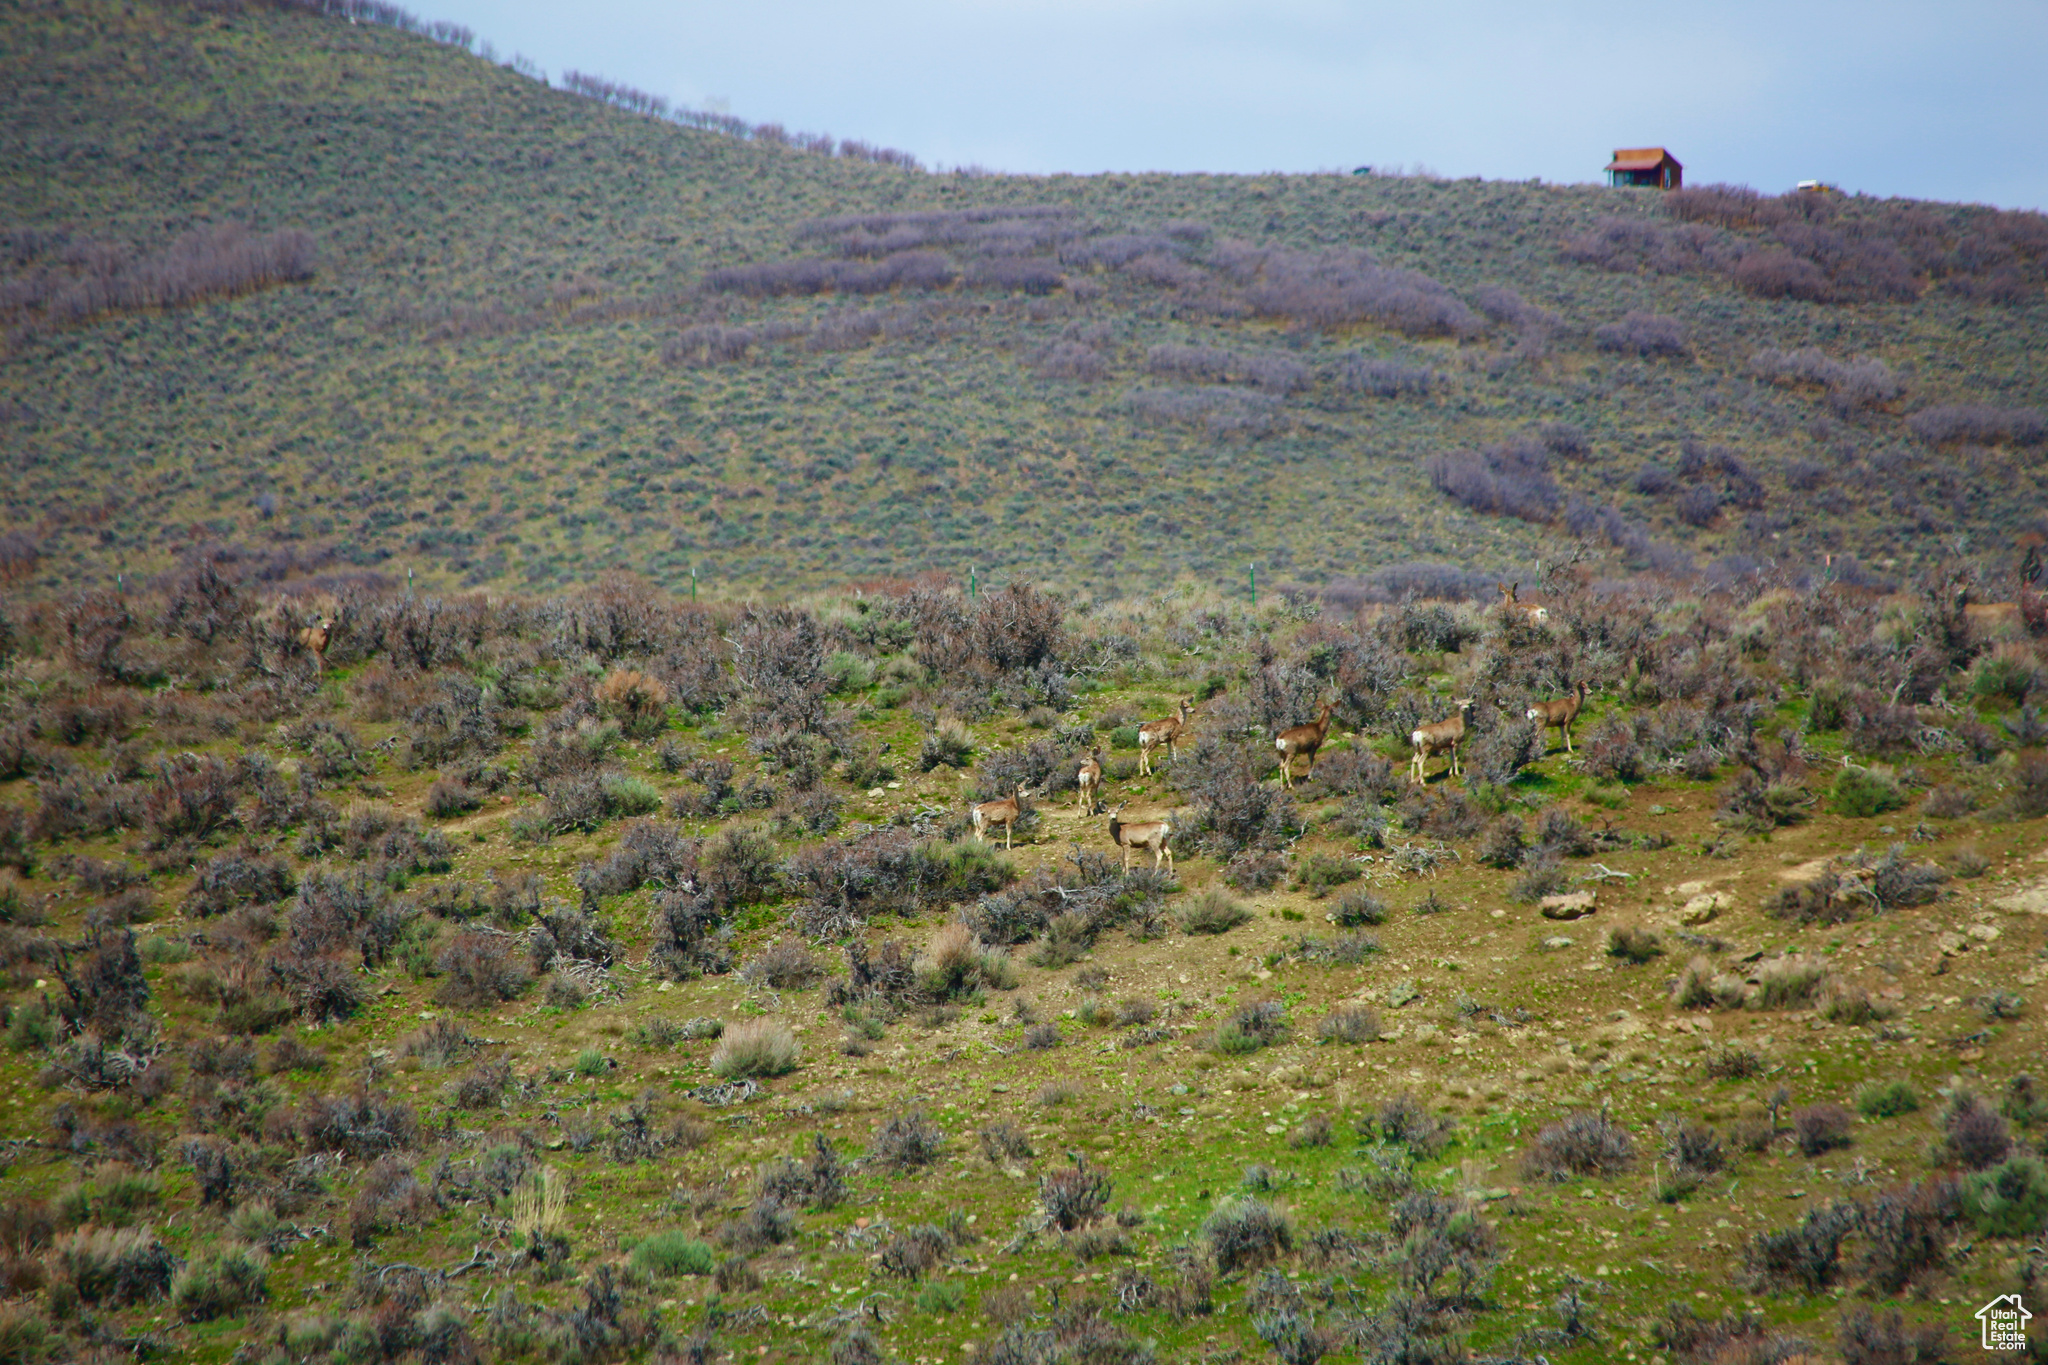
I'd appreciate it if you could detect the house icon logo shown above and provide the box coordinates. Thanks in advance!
[1977,1294,2031,1351]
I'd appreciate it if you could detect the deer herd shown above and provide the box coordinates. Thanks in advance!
[971,655,1591,873]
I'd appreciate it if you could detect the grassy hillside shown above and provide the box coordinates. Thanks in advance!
[1,556,2047,1364]
[2,0,2047,601]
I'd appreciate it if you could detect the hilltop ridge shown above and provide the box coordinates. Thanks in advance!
[1,0,2046,602]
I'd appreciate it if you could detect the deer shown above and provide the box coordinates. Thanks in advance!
[1137,698,1192,776]
[1409,699,1475,785]
[970,784,1033,849]
[1274,699,1337,789]
[1075,745,1104,815]
[1526,680,1587,754]
[297,615,335,672]
[1107,805,1174,874]
[1497,582,1549,626]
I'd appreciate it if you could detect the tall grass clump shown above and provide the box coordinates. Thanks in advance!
[1177,888,1252,935]
[169,1244,268,1321]
[709,1019,801,1078]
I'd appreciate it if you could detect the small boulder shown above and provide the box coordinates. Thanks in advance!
[1993,880,2048,915]
[1678,891,1733,925]
[1776,859,1833,887]
[1540,890,1598,920]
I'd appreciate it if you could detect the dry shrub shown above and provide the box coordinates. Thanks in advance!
[1792,1103,1854,1156]
[597,669,671,738]
[349,1155,433,1248]
[1838,1307,1948,1365]
[1751,954,1830,1009]
[708,1019,800,1078]
[870,1110,946,1171]
[913,921,1015,999]
[738,939,824,990]
[1936,1093,2012,1170]
[1317,1004,1380,1044]
[434,929,531,1007]
[50,1225,175,1306]
[1202,1198,1292,1274]
[184,847,294,917]
[1524,1111,1633,1180]
[292,1089,420,1159]
[1040,1159,1112,1231]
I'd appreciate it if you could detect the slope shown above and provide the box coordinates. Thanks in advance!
[1,0,2046,603]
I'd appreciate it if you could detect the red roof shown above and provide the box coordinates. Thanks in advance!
[1606,147,1681,171]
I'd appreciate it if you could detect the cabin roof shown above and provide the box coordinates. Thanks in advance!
[1606,147,1681,171]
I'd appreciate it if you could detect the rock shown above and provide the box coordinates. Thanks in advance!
[1966,922,2001,942]
[1384,981,1422,1008]
[1777,858,1834,887]
[1678,891,1734,925]
[1540,891,1598,920]
[1540,935,1576,950]
[1936,931,1970,956]
[1992,879,2048,915]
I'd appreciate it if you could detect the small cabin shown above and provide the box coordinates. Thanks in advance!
[1604,147,1682,190]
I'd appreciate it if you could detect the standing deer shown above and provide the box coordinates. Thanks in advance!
[1497,582,1549,626]
[1107,805,1174,874]
[1075,745,1104,815]
[1409,699,1475,785]
[970,784,1033,849]
[1526,681,1587,754]
[298,616,335,673]
[1274,700,1336,789]
[1137,698,1192,776]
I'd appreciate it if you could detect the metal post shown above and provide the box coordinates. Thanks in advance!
[1248,562,1255,605]
[691,565,697,602]
[407,566,414,597]
[969,566,978,600]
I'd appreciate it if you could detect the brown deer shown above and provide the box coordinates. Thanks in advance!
[970,784,1033,849]
[1075,745,1104,814]
[1409,699,1475,785]
[1526,680,1587,754]
[1137,698,1192,776]
[1274,700,1336,789]
[1107,805,1174,874]
[297,616,335,672]
[1497,582,1549,626]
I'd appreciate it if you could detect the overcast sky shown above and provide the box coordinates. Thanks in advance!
[426,0,2048,210]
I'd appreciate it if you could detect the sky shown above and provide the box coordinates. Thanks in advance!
[425,0,2048,211]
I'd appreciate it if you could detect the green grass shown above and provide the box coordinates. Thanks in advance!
[627,1231,716,1278]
